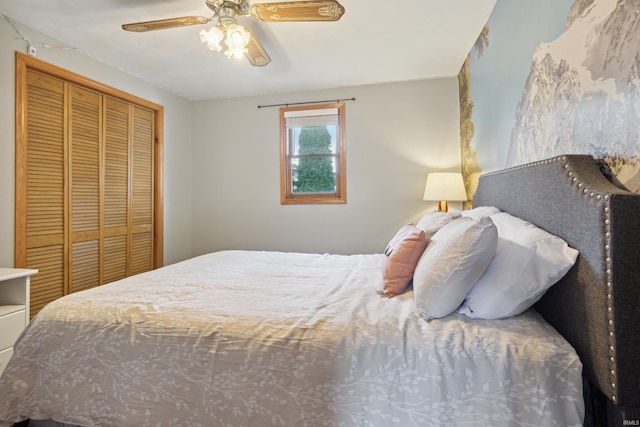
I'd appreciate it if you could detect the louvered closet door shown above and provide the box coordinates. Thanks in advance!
[69,86,101,293]
[17,56,162,319]
[130,107,154,276]
[24,71,66,315]
[103,98,129,283]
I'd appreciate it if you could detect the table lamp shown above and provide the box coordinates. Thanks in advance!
[423,172,467,212]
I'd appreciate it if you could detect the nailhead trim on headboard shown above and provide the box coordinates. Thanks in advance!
[565,158,618,403]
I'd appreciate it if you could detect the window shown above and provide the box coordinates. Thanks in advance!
[280,102,346,204]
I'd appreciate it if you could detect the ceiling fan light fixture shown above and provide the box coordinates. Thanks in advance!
[123,0,345,68]
[224,23,251,59]
[199,26,224,52]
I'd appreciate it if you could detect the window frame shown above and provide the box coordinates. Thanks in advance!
[279,102,346,205]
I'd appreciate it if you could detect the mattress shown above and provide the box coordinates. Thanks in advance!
[0,250,584,426]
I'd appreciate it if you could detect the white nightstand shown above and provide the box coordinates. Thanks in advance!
[0,268,37,376]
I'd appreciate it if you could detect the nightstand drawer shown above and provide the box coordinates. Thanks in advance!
[0,309,26,350]
[0,347,13,376]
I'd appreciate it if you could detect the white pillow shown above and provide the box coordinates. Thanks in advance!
[413,216,498,321]
[460,212,579,319]
[415,211,460,239]
[459,206,501,219]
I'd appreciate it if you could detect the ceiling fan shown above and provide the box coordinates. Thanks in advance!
[122,0,345,67]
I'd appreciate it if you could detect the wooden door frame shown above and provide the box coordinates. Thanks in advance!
[14,52,164,270]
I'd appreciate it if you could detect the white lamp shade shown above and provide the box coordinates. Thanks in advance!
[199,27,224,52]
[224,23,251,59]
[423,172,467,202]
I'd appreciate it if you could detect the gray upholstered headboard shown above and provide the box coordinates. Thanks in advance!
[473,155,640,424]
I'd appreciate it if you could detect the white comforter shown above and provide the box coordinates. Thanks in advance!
[0,250,584,426]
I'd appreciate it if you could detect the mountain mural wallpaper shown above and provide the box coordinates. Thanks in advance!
[461,0,640,201]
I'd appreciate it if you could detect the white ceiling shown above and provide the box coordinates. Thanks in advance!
[0,0,496,101]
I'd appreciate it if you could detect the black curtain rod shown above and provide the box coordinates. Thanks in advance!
[257,97,356,109]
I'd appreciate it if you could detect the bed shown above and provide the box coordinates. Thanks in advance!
[0,154,638,426]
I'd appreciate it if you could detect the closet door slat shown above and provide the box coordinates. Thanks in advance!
[24,71,66,317]
[130,106,154,276]
[104,98,129,230]
[69,85,101,294]
[103,97,130,282]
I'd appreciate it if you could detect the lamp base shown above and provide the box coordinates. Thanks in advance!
[437,200,449,212]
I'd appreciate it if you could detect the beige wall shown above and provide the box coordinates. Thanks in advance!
[0,18,194,267]
[191,79,462,255]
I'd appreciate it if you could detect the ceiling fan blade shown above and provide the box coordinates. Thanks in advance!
[245,29,271,67]
[122,16,210,32]
[248,0,345,22]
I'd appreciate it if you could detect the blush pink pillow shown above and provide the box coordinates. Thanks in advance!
[381,224,428,297]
